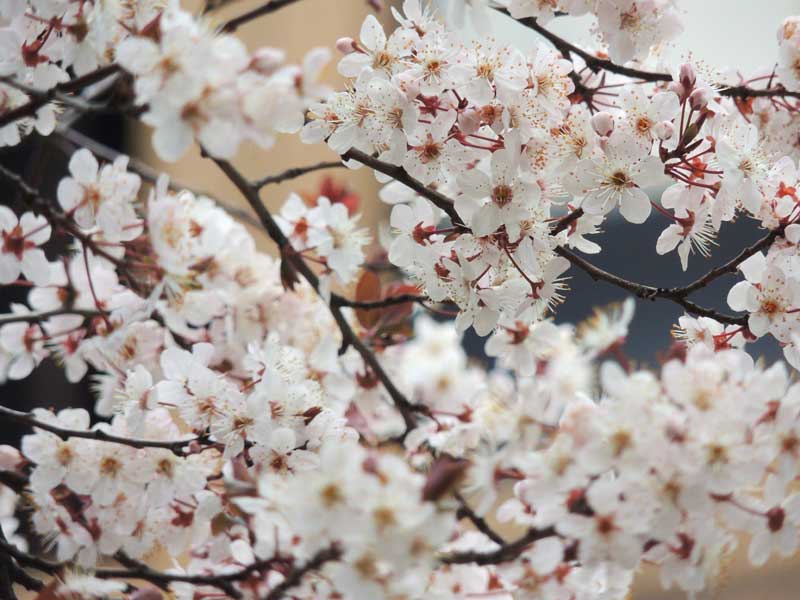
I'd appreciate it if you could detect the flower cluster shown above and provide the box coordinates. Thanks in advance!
[116,9,332,161]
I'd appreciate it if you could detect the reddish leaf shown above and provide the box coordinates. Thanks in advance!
[355,270,382,330]
[422,454,470,502]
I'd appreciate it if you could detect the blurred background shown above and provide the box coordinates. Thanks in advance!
[3,0,800,597]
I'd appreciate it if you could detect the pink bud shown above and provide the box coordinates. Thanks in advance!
[654,121,675,141]
[0,445,22,472]
[689,88,709,111]
[336,37,357,55]
[251,47,285,75]
[590,111,614,137]
[457,108,482,135]
[129,587,163,600]
[679,63,696,90]
[668,81,686,100]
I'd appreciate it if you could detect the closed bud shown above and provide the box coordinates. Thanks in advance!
[668,81,686,100]
[129,587,163,600]
[590,111,614,137]
[679,63,696,89]
[654,121,675,141]
[251,47,285,75]
[689,88,709,111]
[336,37,357,54]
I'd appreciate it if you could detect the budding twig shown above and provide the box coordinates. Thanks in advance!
[220,0,304,32]
[212,157,423,432]
[498,8,800,100]
[0,405,200,456]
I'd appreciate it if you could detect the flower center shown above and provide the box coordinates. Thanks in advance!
[491,184,514,207]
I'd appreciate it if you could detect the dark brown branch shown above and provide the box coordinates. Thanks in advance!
[212,158,423,431]
[0,64,120,129]
[454,493,506,546]
[0,539,301,599]
[551,208,584,235]
[676,227,784,296]
[263,545,341,600]
[441,526,557,565]
[221,0,303,32]
[253,161,345,190]
[498,8,800,100]
[341,148,466,227]
[0,164,130,274]
[331,293,428,310]
[0,308,101,327]
[554,247,748,326]
[0,405,199,456]
[0,528,16,599]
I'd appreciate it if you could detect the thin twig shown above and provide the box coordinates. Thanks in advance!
[454,492,506,546]
[341,148,466,227]
[221,0,303,32]
[554,246,748,326]
[441,526,557,565]
[0,405,199,456]
[212,158,423,431]
[0,65,120,129]
[0,308,101,327]
[0,539,298,599]
[263,545,341,600]
[498,8,800,100]
[253,161,345,190]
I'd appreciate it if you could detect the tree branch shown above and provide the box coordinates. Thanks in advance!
[441,526,557,565]
[0,405,200,456]
[221,0,303,32]
[675,227,784,296]
[0,539,304,599]
[498,8,800,100]
[454,492,507,546]
[253,160,345,190]
[211,158,423,431]
[0,64,120,129]
[263,545,341,600]
[554,246,748,326]
[341,148,466,227]
[0,308,101,327]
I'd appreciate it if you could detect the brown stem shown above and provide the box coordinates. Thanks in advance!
[341,148,466,227]
[263,545,341,600]
[221,0,303,32]
[441,526,558,565]
[253,160,345,189]
[0,405,201,456]
[454,492,507,546]
[0,308,101,326]
[0,64,119,129]
[499,8,800,100]
[211,158,423,431]
[0,539,299,599]
[554,246,748,326]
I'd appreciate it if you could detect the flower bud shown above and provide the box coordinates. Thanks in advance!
[654,120,675,141]
[688,88,709,111]
[0,445,22,472]
[251,47,285,75]
[336,37,357,55]
[668,81,686,100]
[129,588,163,600]
[590,111,614,137]
[679,63,696,90]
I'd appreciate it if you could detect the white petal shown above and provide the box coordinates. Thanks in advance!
[619,188,651,224]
